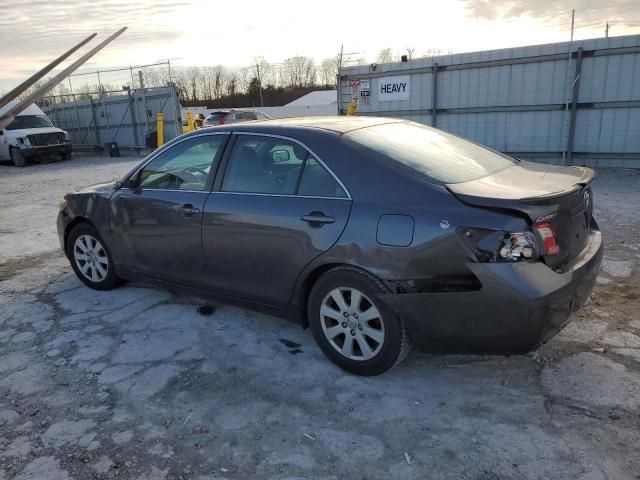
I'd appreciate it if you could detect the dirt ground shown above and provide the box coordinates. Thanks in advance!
[0,155,639,480]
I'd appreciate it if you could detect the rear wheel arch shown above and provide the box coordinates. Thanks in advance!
[305,264,412,375]
[297,263,392,327]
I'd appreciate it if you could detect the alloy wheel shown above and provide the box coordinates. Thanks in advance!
[320,287,385,361]
[73,234,109,283]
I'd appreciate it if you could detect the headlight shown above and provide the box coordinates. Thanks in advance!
[63,132,71,141]
[58,198,68,211]
[17,137,29,146]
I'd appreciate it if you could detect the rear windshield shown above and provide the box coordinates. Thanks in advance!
[5,115,53,130]
[204,113,227,123]
[343,122,516,184]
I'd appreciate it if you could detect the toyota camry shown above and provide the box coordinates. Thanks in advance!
[57,117,603,375]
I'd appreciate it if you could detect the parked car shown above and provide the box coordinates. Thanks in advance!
[0,102,72,166]
[57,117,603,375]
[203,109,271,127]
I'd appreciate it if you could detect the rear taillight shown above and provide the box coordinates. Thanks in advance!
[535,223,559,256]
[457,227,538,262]
[499,232,537,261]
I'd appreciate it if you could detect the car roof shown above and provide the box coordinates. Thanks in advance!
[207,108,261,114]
[197,116,405,134]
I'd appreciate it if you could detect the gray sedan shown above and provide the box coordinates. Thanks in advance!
[57,117,603,375]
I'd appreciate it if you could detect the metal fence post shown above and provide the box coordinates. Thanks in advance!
[89,97,101,148]
[431,63,439,127]
[128,90,139,150]
[566,47,583,165]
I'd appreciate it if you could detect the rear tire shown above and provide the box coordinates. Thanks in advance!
[66,223,120,290]
[10,148,27,167]
[308,266,411,376]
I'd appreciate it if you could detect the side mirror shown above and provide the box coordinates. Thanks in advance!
[271,149,290,163]
[118,172,140,189]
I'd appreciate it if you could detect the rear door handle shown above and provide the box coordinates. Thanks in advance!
[301,212,335,225]
[177,204,201,217]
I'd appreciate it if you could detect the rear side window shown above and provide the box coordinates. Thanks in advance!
[343,122,516,184]
[220,134,347,198]
[236,111,257,120]
[298,157,347,198]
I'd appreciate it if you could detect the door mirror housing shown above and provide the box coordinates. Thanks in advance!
[271,149,290,163]
[118,173,140,189]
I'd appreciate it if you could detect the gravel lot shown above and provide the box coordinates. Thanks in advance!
[1,155,639,479]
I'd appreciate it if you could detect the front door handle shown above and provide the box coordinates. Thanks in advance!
[177,204,201,217]
[301,212,335,225]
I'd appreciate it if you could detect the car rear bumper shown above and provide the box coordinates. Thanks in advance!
[377,228,604,353]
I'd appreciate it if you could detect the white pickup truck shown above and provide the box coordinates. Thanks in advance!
[0,102,72,167]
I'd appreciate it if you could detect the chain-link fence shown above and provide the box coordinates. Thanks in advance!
[38,62,181,154]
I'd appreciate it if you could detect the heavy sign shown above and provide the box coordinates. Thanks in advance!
[378,75,410,101]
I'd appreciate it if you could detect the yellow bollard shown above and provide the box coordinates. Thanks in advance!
[346,99,358,116]
[185,111,194,132]
[156,112,164,147]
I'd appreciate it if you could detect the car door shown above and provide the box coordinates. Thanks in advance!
[109,133,228,287]
[201,133,352,307]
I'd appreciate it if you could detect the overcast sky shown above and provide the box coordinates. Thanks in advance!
[1,0,638,90]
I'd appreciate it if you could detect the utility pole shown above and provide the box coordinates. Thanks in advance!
[255,61,264,107]
[570,9,575,41]
[605,22,609,37]
[139,70,151,144]
[337,45,344,115]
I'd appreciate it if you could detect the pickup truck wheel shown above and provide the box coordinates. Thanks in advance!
[10,148,27,167]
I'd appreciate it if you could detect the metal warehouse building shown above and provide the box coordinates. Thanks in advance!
[338,34,640,168]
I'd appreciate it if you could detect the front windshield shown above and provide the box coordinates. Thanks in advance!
[5,115,53,130]
[343,122,516,184]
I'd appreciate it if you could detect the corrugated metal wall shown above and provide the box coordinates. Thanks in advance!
[41,86,181,151]
[339,35,640,168]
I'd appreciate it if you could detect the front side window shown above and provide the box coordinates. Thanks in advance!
[137,135,225,191]
[343,121,516,184]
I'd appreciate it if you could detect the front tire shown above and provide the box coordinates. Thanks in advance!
[10,148,27,167]
[308,267,411,376]
[66,223,119,290]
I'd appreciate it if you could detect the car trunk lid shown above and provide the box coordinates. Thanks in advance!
[447,160,595,270]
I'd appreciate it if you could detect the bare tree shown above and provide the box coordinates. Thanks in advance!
[377,48,393,63]
[406,47,415,61]
[421,48,447,58]
[213,66,224,99]
[319,56,339,87]
[186,66,202,102]
[171,68,190,101]
[225,72,238,97]
[282,56,315,88]
[237,67,250,94]
[201,66,219,100]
